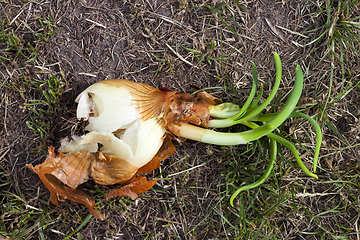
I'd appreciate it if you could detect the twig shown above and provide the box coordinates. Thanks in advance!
[145,11,196,33]
[5,192,43,212]
[0,148,10,161]
[78,72,97,77]
[295,192,337,198]
[276,25,308,38]
[165,43,199,69]
[84,19,106,28]
[156,218,182,225]
[168,163,206,177]
[265,18,287,43]
[10,9,25,25]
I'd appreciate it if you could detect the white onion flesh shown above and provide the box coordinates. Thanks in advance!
[70,80,166,168]
[76,81,138,133]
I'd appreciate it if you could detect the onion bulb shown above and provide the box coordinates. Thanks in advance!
[27,54,322,220]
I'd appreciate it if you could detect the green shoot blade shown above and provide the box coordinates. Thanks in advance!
[233,53,282,124]
[230,139,277,207]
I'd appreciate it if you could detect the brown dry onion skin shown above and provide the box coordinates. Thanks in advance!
[26,147,105,221]
[27,137,176,220]
[27,79,219,220]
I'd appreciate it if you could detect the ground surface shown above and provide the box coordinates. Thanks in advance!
[1,0,360,239]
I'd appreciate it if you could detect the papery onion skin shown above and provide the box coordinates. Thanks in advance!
[27,79,222,220]
[27,137,176,220]
[26,147,105,221]
[90,152,139,185]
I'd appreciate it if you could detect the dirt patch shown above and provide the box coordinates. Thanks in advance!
[1,0,360,239]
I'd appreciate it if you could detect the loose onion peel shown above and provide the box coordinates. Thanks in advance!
[27,53,322,220]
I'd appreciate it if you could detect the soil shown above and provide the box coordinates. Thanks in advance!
[1,0,359,239]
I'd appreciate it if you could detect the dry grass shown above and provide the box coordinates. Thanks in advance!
[1,0,360,239]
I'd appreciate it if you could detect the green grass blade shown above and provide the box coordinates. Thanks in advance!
[63,214,93,240]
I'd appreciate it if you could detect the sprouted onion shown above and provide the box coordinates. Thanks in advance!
[27,53,322,220]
